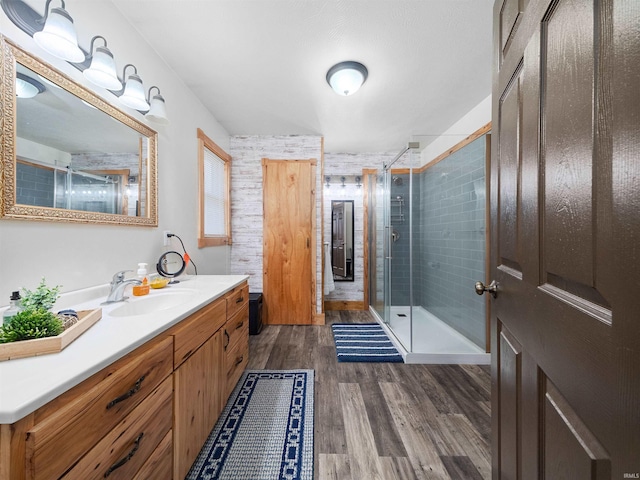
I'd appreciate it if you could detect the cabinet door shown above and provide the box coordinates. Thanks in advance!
[173,330,224,480]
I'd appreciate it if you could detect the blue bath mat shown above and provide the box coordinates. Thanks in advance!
[187,370,314,480]
[331,323,404,363]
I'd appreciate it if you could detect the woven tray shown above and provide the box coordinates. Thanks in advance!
[0,308,102,361]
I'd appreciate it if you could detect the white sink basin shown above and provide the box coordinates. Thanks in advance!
[109,290,197,317]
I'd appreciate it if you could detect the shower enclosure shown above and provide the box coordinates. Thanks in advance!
[367,136,490,364]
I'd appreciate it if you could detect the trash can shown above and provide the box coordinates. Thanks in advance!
[249,293,263,335]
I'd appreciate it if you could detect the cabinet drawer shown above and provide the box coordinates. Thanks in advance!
[26,336,173,480]
[172,297,226,368]
[133,429,173,480]
[226,335,248,396]
[62,376,173,480]
[225,306,249,353]
[225,283,248,320]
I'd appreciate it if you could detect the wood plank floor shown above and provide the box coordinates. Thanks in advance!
[247,310,491,480]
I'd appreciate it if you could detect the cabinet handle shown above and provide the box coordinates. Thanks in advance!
[236,296,244,304]
[106,375,145,410]
[224,330,230,350]
[235,355,244,366]
[104,432,144,477]
[235,321,244,330]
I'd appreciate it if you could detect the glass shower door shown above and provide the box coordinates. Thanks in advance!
[382,168,392,328]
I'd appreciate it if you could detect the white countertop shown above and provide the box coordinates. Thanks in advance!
[0,275,248,424]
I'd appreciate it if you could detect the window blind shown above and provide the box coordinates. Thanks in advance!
[203,147,225,235]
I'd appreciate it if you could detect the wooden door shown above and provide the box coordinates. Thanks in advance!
[332,201,347,276]
[491,0,640,478]
[263,159,316,325]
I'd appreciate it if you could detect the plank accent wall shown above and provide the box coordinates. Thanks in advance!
[229,135,324,315]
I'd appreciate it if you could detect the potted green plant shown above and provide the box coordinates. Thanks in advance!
[0,278,62,344]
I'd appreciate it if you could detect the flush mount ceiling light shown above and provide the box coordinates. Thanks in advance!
[119,64,150,112]
[33,0,84,63]
[83,36,122,91]
[145,86,169,125]
[326,61,368,96]
[16,72,46,98]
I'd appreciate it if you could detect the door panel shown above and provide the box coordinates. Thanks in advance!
[497,324,521,479]
[497,64,523,276]
[543,378,611,479]
[263,159,314,325]
[492,0,639,478]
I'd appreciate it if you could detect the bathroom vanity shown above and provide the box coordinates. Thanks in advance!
[0,275,249,480]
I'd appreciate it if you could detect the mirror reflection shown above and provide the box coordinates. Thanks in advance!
[1,37,158,226]
[331,200,354,281]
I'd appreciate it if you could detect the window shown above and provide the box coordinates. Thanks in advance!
[197,128,231,247]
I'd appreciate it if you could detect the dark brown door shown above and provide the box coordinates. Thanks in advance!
[262,159,316,325]
[491,0,640,478]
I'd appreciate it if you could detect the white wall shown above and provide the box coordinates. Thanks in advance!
[0,0,230,303]
[420,94,492,165]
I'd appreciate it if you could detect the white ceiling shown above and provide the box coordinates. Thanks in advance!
[111,0,494,153]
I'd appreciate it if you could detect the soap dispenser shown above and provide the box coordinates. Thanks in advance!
[3,291,22,325]
[132,263,150,296]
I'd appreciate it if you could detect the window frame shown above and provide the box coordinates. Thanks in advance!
[197,128,232,248]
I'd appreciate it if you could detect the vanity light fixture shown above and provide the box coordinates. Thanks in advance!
[83,36,122,91]
[355,176,362,189]
[33,0,84,63]
[119,64,150,112]
[326,61,368,96]
[341,176,346,188]
[325,176,331,188]
[5,0,168,120]
[16,72,46,98]
[145,86,169,125]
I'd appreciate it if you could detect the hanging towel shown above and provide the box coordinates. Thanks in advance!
[324,242,335,295]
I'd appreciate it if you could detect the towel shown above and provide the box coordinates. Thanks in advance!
[324,243,335,295]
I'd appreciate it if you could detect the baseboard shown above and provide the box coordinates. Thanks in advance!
[324,300,365,311]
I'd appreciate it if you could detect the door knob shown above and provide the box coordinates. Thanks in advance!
[475,280,498,298]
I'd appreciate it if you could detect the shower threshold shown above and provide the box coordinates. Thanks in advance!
[370,306,490,365]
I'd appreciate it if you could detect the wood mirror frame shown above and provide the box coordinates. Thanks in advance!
[0,36,158,226]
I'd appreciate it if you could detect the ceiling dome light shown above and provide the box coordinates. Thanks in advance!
[83,36,122,91]
[33,1,85,63]
[326,61,368,96]
[119,64,150,112]
[16,72,46,98]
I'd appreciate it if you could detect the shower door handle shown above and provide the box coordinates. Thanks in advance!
[475,280,498,298]
[385,226,393,259]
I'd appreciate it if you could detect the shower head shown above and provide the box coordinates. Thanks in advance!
[393,176,403,186]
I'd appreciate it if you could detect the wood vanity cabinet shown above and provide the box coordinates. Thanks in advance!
[223,283,249,401]
[171,297,226,480]
[170,281,249,479]
[0,281,249,480]
[1,336,174,480]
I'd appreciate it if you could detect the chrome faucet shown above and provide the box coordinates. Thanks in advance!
[103,270,141,304]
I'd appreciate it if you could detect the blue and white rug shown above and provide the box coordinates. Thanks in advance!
[332,323,404,363]
[187,370,314,480]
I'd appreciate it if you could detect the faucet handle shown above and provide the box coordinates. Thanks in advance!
[112,270,133,284]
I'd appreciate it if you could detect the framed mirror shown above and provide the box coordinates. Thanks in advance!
[0,36,158,226]
[331,200,354,281]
